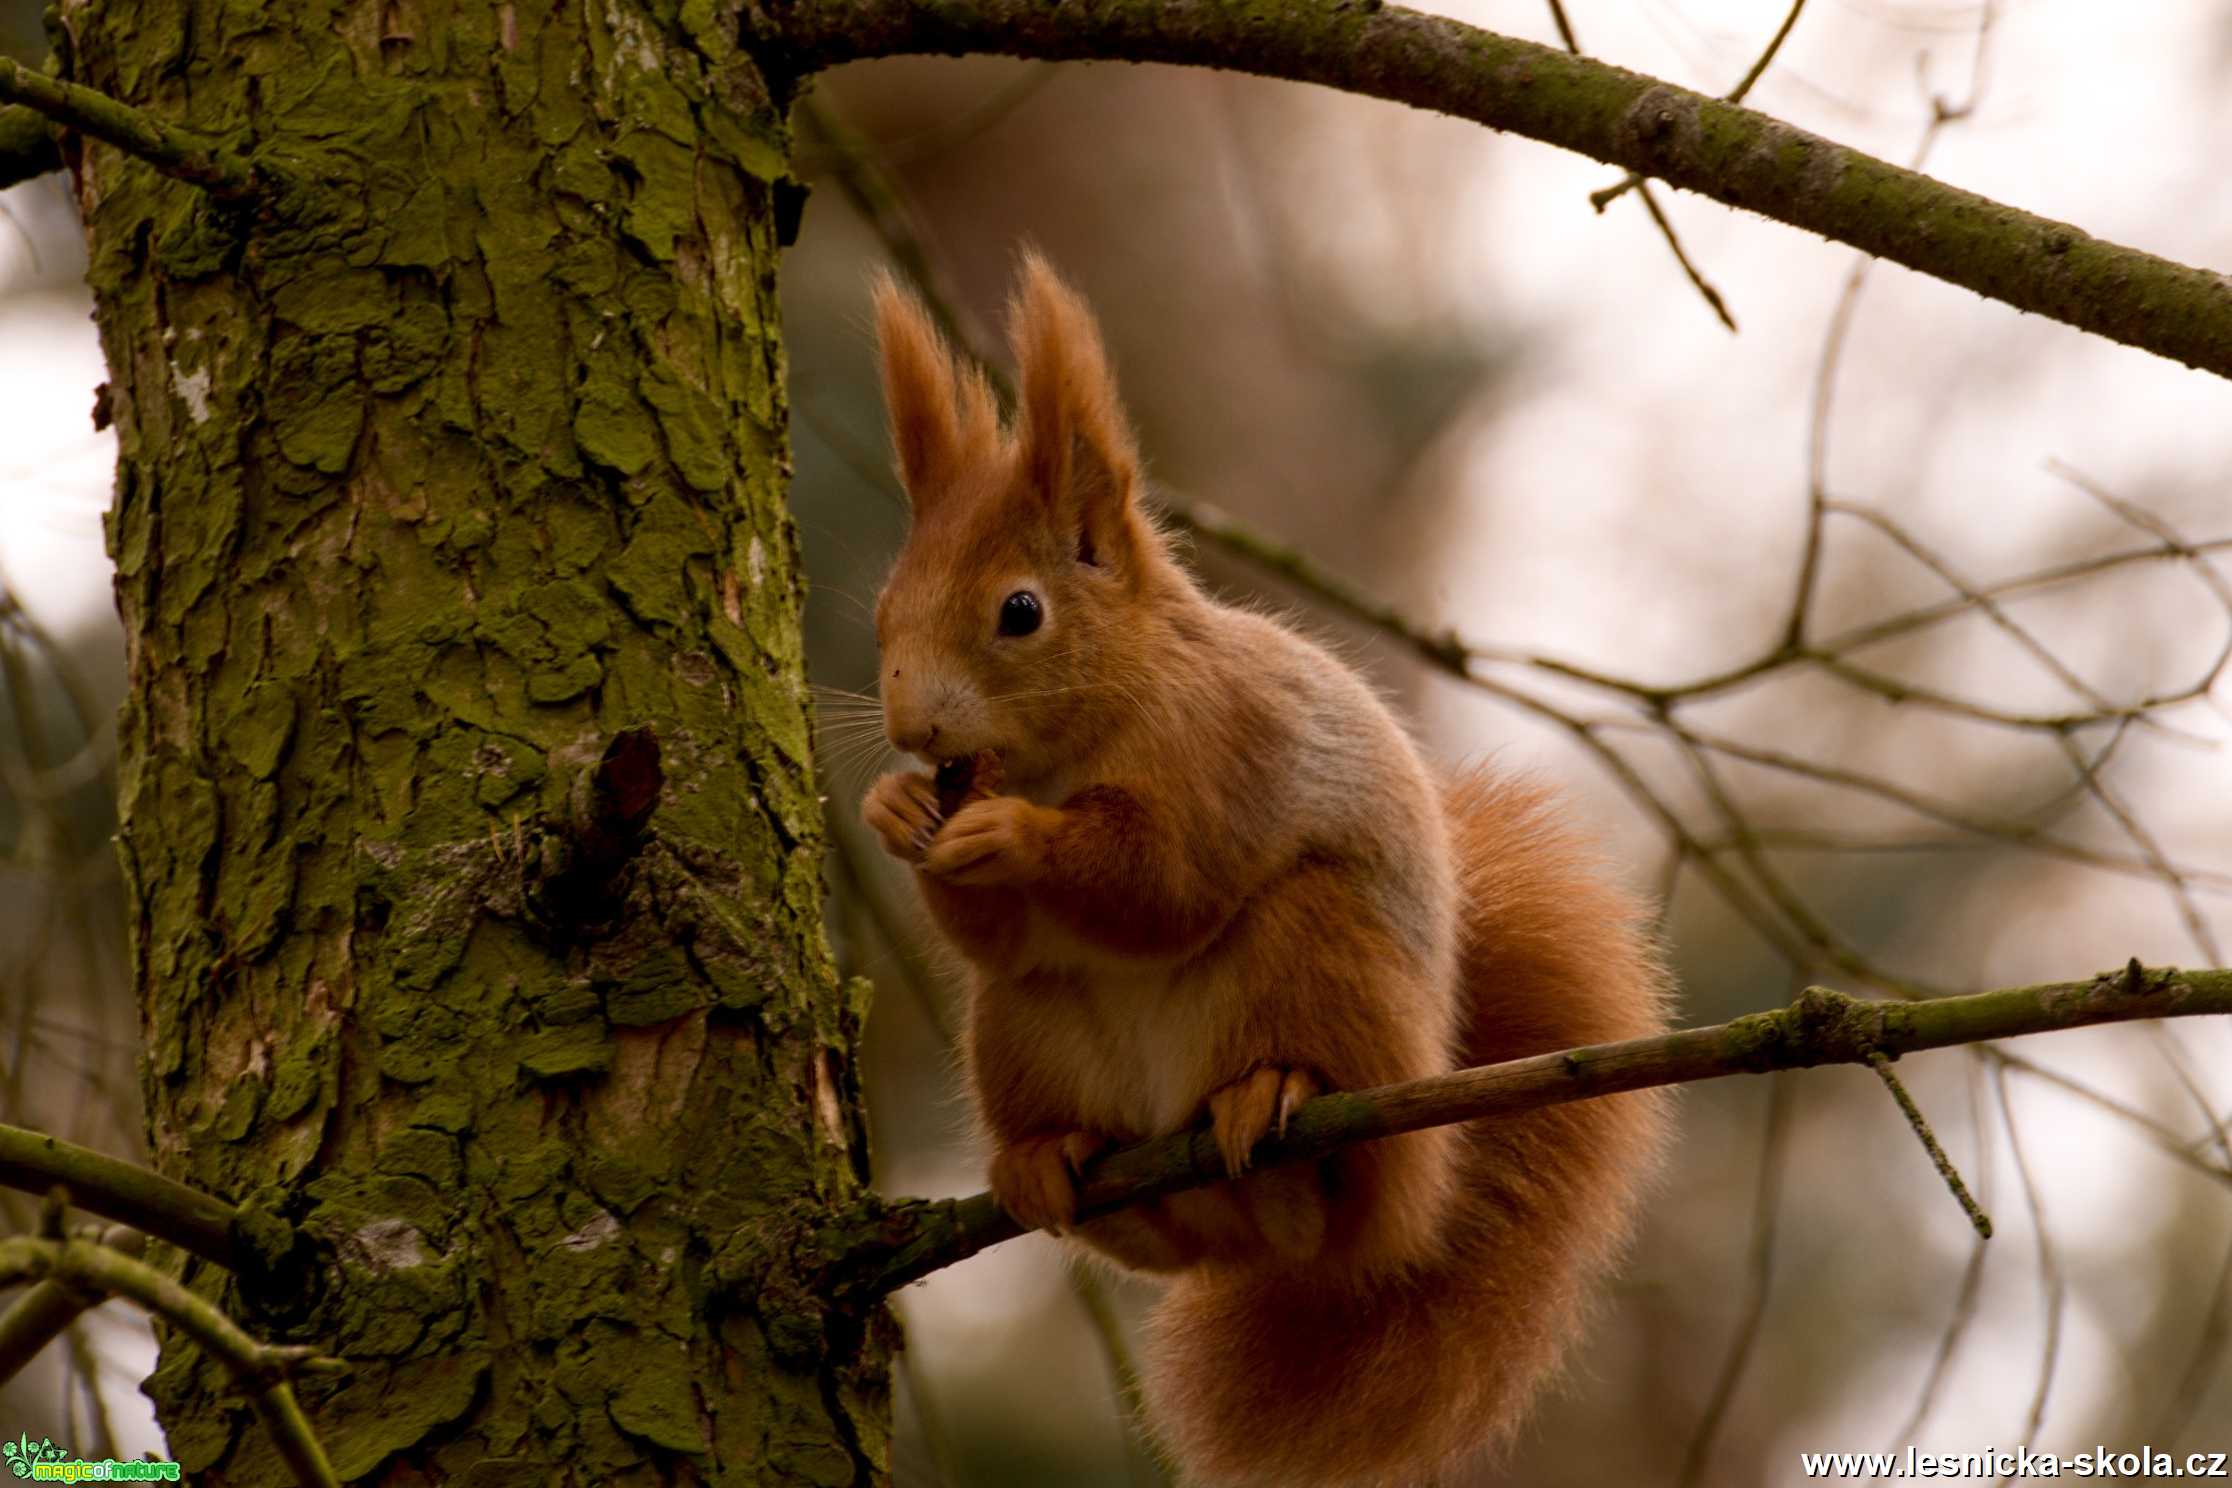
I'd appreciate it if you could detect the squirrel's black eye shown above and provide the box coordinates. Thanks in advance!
[997,590,1043,637]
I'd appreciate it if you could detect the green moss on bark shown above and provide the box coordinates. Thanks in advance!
[75,0,884,1478]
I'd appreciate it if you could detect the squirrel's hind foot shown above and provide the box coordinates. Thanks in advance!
[1207,1066,1318,1178]
[989,1130,1106,1234]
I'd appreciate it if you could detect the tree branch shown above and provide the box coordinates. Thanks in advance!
[828,963,2232,1298]
[0,1232,343,1488]
[0,1225,142,1387]
[1592,0,1811,209]
[0,57,258,202]
[0,105,60,189]
[767,0,2232,380]
[0,1122,241,1269]
[1539,0,1736,331]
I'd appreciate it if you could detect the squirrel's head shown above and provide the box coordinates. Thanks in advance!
[871,253,1173,787]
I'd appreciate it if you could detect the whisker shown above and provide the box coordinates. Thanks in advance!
[811,585,880,627]
[819,725,895,758]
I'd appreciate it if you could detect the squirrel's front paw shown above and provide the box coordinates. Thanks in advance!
[1207,1066,1320,1177]
[990,1131,1106,1234]
[863,771,943,864]
[923,796,1056,886]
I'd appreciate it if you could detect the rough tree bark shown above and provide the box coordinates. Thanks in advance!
[65,0,884,1480]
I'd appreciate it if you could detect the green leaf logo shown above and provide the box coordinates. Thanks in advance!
[1,1435,66,1477]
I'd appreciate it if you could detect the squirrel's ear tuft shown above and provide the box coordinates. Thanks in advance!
[873,271,998,512]
[1009,250,1141,567]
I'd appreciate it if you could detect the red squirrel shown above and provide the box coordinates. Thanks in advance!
[860,254,1672,1487]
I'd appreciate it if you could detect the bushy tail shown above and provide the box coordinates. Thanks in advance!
[1141,770,1673,1487]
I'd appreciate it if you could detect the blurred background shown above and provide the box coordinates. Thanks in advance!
[4,0,2231,1482]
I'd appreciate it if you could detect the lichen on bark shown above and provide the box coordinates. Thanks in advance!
[67,0,886,1477]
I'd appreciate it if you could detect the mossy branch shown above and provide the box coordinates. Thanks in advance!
[767,0,2232,380]
[0,56,258,201]
[0,1224,142,1386]
[0,1122,241,1268]
[0,104,60,189]
[828,963,2232,1298]
[0,1231,344,1488]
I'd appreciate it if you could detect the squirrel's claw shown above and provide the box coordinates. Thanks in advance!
[1275,1068,1317,1137]
[1209,1067,1319,1178]
[990,1131,1106,1234]
[863,771,943,864]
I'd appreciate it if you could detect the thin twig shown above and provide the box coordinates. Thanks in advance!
[1675,1072,1793,1488]
[796,93,1010,404]
[2151,1228,2232,1446]
[1781,249,1870,649]
[1984,1046,2232,1190]
[1866,1051,1991,1237]
[1542,0,1736,331]
[2137,1020,2232,1435]
[1669,724,1942,997]
[1990,1063,2063,1484]
[1889,1050,1996,1445]
[1068,1267,1165,1487]
[62,1312,119,1461]
[1542,0,1579,52]
[1630,176,1738,331]
[1669,725,2232,895]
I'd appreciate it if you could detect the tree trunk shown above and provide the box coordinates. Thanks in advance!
[66,0,886,1479]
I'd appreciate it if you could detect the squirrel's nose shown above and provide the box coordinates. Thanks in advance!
[890,720,940,756]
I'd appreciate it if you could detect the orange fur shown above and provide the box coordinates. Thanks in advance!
[862,255,1672,1486]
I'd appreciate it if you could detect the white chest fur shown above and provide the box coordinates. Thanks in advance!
[991,914,1233,1140]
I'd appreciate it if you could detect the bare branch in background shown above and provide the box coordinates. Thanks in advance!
[1991,1065,2064,1482]
[1541,0,1736,331]
[2154,1229,2232,1445]
[1676,1071,1794,1488]
[768,0,2232,378]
